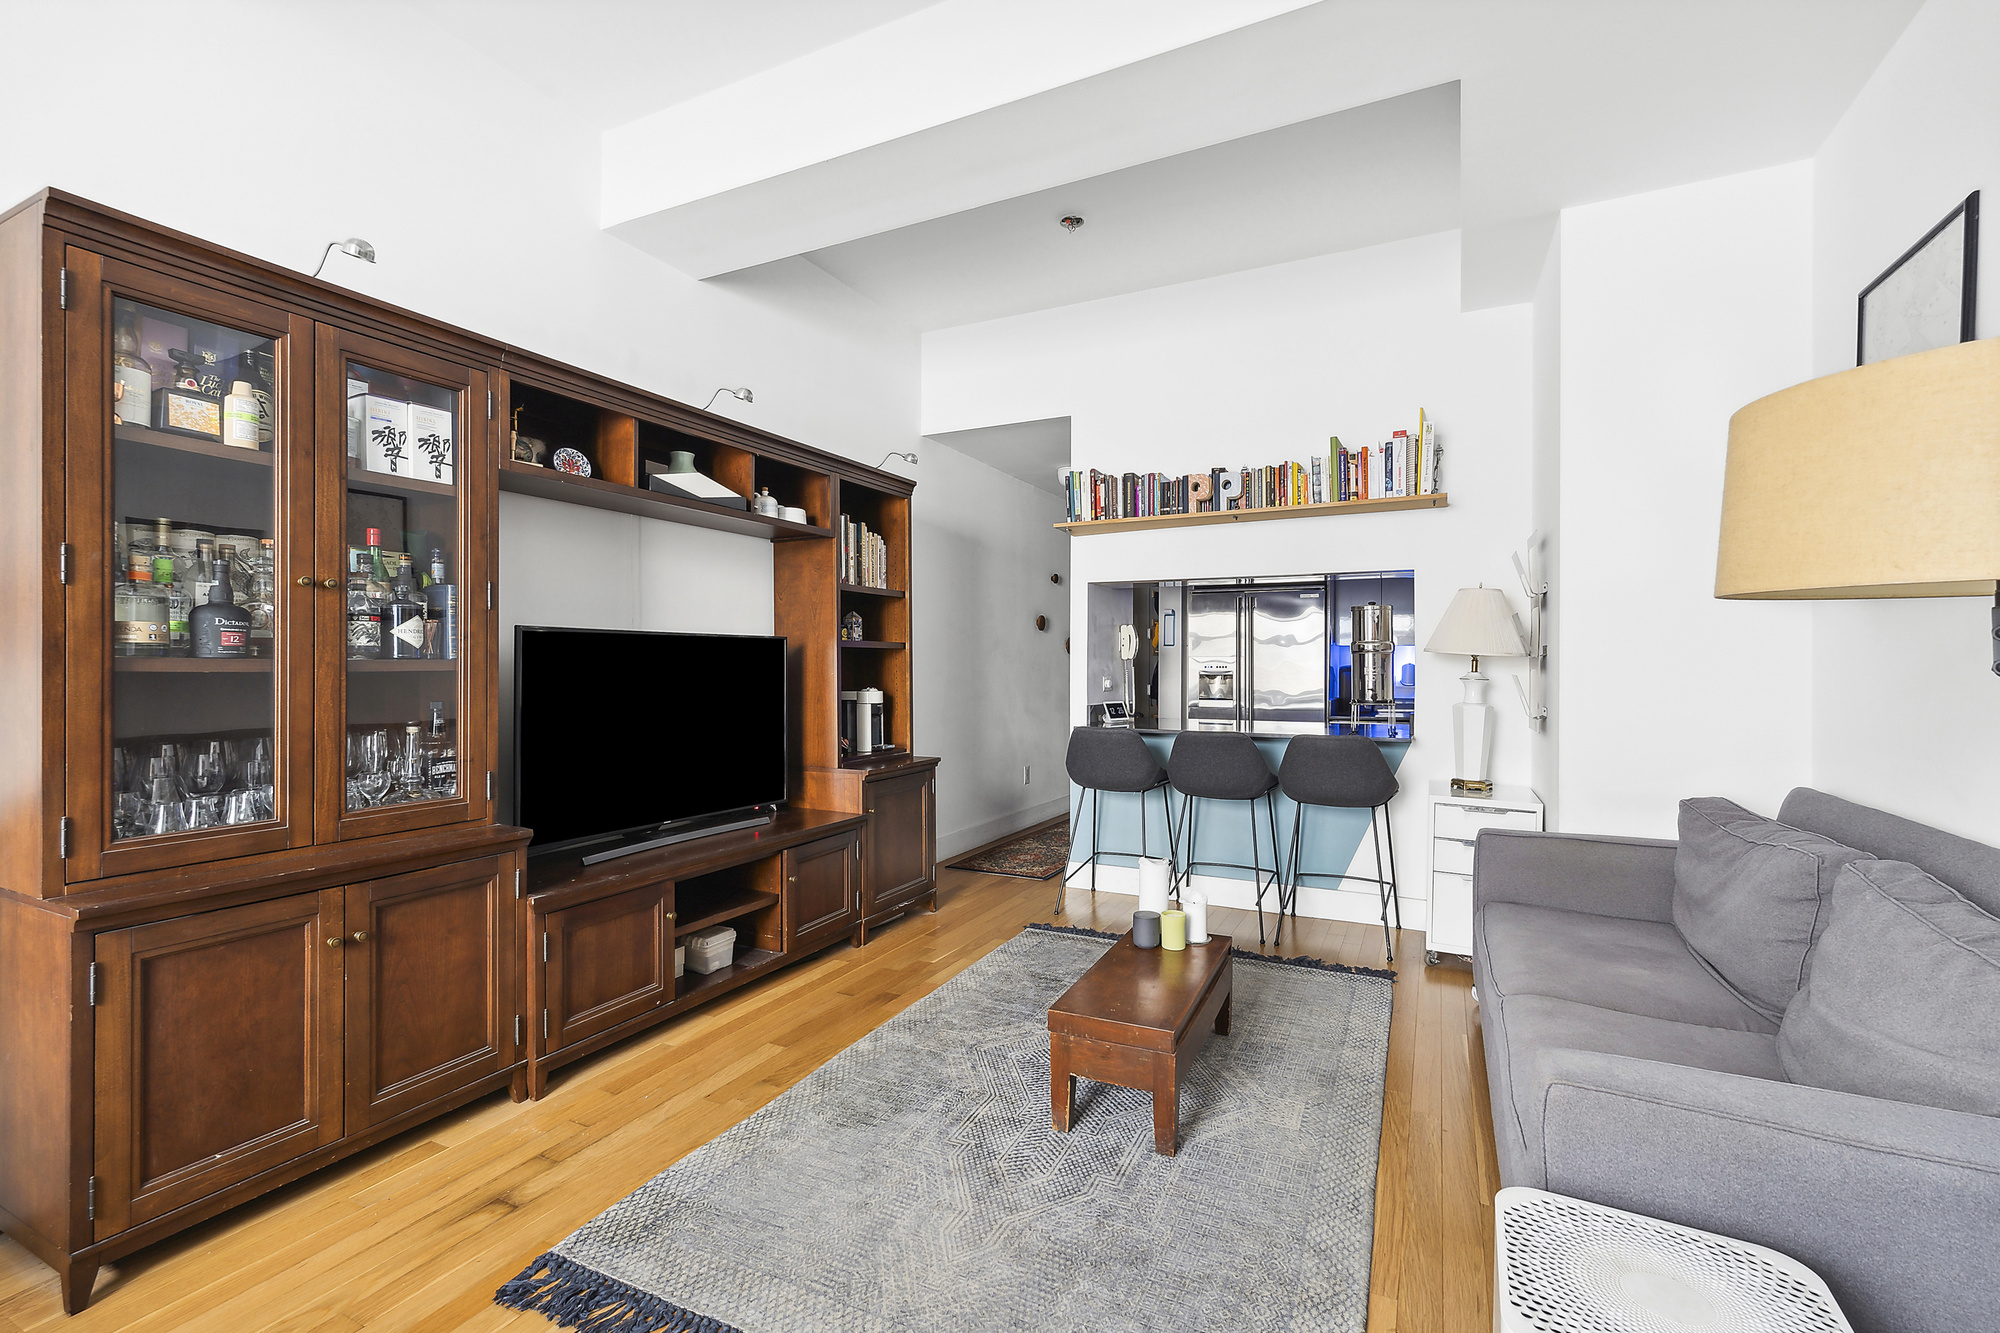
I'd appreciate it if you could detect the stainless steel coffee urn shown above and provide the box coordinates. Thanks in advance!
[1351,602,1398,705]
[841,688,888,756]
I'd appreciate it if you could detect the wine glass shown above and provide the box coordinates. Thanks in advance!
[350,729,393,809]
[179,742,228,829]
[394,727,428,802]
[139,757,186,835]
[242,756,276,821]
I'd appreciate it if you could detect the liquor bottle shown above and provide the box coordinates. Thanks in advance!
[346,549,381,659]
[423,547,457,660]
[148,517,191,587]
[245,538,277,657]
[111,304,152,428]
[112,557,169,657]
[189,537,220,608]
[190,556,251,658]
[421,702,457,798]
[384,555,426,659]
[152,554,192,656]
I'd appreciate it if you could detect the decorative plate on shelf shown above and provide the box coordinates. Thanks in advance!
[552,447,592,477]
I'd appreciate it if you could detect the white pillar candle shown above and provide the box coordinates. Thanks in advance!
[1184,889,1210,943]
[1137,856,1172,916]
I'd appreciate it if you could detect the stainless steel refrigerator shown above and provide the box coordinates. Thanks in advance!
[1183,581,1328,734]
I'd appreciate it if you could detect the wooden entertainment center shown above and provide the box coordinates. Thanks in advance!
[0,190,936,1313]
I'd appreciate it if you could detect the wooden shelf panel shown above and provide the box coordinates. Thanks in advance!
[498,461,833,543]
[1056,492,1448,535]
[837,640,904,650]
[347,464,455,498]
[115,424,274,465]
[345,658,457,672]
[674,888,780,939]
[113,656,273,672]
[836,583,904,598]
[675,947,783,1002]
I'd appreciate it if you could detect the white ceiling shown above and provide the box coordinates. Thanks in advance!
[410,0,944,129]
[925,418,1072,494]
[430,0,1924,325]
[808,84,1459,331]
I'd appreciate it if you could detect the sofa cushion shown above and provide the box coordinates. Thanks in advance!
[1778,859,2000,1116]
[1779,786,2000,918]
[1478,902,1775,1033]
[1674,797,1873,1021]
[1497,993,1786,1176]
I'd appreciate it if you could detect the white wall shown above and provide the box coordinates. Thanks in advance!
[910,441,1071,858]
[1529,232,1562,826]
[1808,0,2000,841]
[924,231,1537,925]
[1556,163,1816,836]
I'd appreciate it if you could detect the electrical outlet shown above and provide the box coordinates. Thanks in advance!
[1024,765,1031,785]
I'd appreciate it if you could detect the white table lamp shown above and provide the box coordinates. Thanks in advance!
[1424,585,1526,794]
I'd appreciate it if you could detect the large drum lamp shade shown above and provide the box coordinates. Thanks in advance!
[1716,336,2000,599]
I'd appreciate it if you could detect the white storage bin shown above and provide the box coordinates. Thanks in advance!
[684,925,737,975]
[674,945,685,979]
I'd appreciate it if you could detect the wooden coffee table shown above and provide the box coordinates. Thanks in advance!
[1047,932,1233,1156]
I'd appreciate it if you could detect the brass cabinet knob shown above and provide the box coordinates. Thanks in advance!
[296,575,315,587]
[325,936,343,948]
[788,875,796,883]
[321,577,341,590]
[351,931,369,943]
[867,808,876,814]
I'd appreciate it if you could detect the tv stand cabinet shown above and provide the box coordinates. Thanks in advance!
[520,807,868,1097]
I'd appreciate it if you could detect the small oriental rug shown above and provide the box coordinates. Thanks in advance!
[945,822,1070,879]
[496,923,1395,1333]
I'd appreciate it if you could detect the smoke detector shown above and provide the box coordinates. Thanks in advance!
[1059,215,1084,233]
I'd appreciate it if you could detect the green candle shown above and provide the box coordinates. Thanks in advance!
[1161,909,1187,951]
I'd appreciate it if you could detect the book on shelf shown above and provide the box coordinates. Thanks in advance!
[1060,415,1442,523]
[837,514,892,589]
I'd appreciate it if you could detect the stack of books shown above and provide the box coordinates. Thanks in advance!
[839,515,891,588]
[1061,411,1442,522]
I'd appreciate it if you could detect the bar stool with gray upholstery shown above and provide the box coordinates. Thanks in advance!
[1167,731,1283,945]
[1277,734,1401,959]
[1058,727,1179,915]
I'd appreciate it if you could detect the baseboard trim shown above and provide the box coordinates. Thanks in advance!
[938,799,1069,863]
[1060,862,1428,931]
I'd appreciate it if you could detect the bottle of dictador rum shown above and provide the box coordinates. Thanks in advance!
[191,556,251,658]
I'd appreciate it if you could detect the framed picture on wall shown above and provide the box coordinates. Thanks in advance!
[1857,190,1979,365]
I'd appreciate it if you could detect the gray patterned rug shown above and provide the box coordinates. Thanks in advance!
[497,923,1395,1333]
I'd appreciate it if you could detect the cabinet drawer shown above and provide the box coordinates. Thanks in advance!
[1430,872,1475,957]
[1433,836,1476,876]
[1434,803,1541,841]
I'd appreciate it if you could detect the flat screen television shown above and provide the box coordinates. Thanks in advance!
[514,626,787,856]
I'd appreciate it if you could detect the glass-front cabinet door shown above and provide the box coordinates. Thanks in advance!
[314,326,489,841]
[63,250,316,881]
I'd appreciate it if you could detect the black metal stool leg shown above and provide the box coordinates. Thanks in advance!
[1370,805,1393,963]
[1383,803,1402,933]
[1140,784,1150,861]
[1162,784,1182,892]
[1267,792,1284,938]
[1283,801,1303,949]
[1056,786,1085,914]
[1091,788,1101,899]
[1247,792,1267,946]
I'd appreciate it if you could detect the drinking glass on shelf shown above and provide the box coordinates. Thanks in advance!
[179,743,228,829]
[227,735,274,789]
[221,788,261,825]
[348,729,393,809]
[139,758,186,835]
[394,726,427,803]
[242,756,276,821]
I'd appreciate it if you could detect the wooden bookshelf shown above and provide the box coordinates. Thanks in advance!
[1056,492,1448,535]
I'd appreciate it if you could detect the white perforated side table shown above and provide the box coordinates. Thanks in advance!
[1494,1188,1852,1333]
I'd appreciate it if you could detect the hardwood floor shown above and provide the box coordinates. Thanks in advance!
[0,847,1501,1332]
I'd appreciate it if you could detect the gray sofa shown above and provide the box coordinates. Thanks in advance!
[1472,787,2000,1333]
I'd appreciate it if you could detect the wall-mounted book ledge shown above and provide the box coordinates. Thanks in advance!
[1054,492,1447,536]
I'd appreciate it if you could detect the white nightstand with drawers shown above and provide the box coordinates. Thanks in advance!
[1427,780,1543,965]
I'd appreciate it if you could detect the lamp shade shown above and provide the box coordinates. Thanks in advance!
[1717,336,2000,599]
[1424,586,1526,657]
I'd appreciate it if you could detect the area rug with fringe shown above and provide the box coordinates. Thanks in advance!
[944,822,1070,879]
[496,922,1396,1333]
